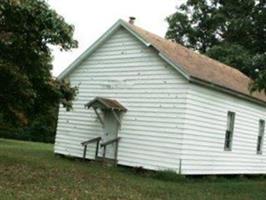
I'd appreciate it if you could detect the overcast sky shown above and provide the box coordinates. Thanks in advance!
[47,0,185,76]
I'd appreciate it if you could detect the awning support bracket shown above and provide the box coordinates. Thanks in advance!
[93,107,104,127]
[111,109,121,126]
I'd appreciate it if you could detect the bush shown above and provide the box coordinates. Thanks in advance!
[0,126,55,143]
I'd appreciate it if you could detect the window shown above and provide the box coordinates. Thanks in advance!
[224,111,235,151]
[257,120,265,154]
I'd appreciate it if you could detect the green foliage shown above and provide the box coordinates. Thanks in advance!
[0,127,54,143]
[250,55,266,93]
[0,0,78,127]
[166,0,266,93]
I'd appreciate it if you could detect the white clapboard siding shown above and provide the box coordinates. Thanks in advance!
[181,83,266,175]
[54,27,188,171]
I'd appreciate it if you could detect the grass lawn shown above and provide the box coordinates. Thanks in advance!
[1,139,266,200]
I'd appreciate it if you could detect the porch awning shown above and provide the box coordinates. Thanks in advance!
[85,97,127,112]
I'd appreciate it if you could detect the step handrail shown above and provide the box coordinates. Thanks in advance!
[81,136,101,146]
[81,137,102,160]
[100,137,121,147]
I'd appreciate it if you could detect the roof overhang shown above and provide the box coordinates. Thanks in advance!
[190,76,266,106]
[85,97,127,112]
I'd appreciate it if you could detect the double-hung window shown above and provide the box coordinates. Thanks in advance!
[224,111,235,151]
[257,120,265,154]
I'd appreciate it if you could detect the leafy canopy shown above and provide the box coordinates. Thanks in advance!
[166,0,266,93]
[0,0,78,126]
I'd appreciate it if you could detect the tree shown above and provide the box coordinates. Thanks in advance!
[0,0,78,127]
[166,0,266,93]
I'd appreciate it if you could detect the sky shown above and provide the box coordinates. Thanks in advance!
[47,0,185,76]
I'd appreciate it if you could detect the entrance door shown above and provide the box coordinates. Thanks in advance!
[101,110,119,159]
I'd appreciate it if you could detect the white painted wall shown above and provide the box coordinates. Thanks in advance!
[54,27,188,171]
[181,84,266,175]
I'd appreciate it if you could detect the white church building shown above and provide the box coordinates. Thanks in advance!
[54,19,266,175]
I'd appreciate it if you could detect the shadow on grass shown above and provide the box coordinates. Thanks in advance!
[115,165,266,184]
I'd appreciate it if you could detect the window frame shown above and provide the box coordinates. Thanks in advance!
[224,111,235,151]
[257,119,265,155]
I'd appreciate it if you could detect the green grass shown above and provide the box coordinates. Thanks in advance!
[1,139,266,200]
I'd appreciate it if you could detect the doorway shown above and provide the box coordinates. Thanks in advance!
[100,110,120,159]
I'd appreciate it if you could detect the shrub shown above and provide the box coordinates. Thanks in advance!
[0,126,55,143]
